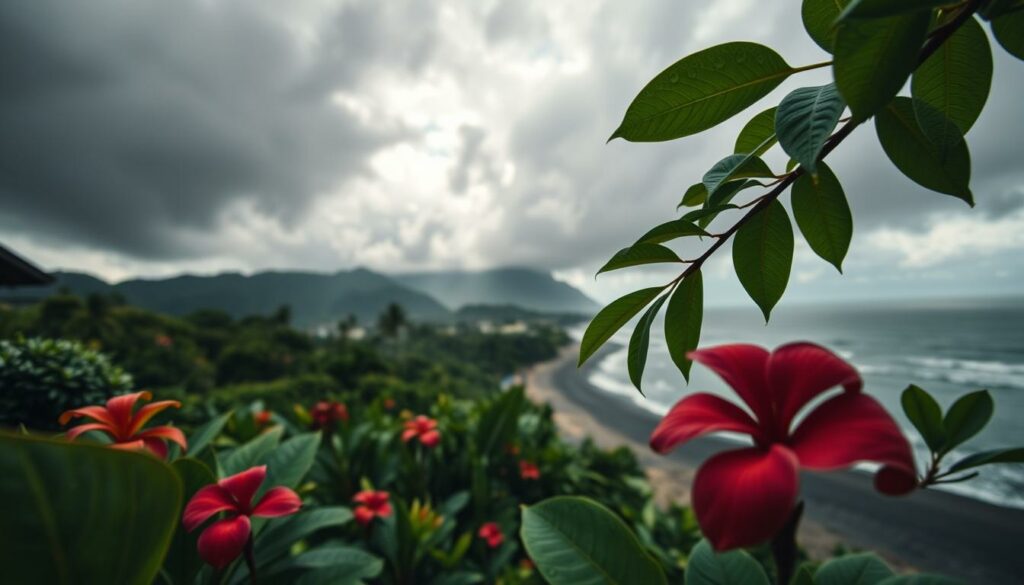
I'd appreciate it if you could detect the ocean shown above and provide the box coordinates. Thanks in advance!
[575,296,1024,509]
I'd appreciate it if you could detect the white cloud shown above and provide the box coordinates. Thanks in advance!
[869,211,1024,268]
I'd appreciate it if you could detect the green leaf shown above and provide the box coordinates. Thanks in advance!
[163,458,216,585]
[187,410,233,456]
[734,107,778,155]
[875,97,973,205]
[703,154,774,198]
[610,42,793,142]
[911,16,992,148]
[941,390,994,453]
[681,183,708,208]
[876,576,966,585]
[948,447,1024,473]
[775,83,845,173]
[982,0,1024,20]
[220,425,284,477]
[733,200,794,321]
[834,12,930,121]
[802,0,852,52]
[702,182,765,230]
[627,294,669,392]
[791,163,852,272]
[0,432,182,585]
[682,204,738,224]
[260,432,321,497]
[840,0,951,20]
[475,387,525,459]
[598,244,683,276]
[665,272,703,381]
[790,565,816,585]
[992,8,1024,60]
[637,219,709,244]
[815,553,893,585]
[579,287,665,366]
[255,507,354,564]
[684,539,770,585]
[520,496,668,585]
[287,546,384,584]
[900,385,946,452]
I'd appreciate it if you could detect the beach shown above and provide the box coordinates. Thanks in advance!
[526,345,1024,584]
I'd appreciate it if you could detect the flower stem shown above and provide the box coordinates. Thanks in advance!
[243,536,258,585]
[771,501,803,585]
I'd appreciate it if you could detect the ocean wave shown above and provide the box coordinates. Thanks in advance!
[903,356,1024,390]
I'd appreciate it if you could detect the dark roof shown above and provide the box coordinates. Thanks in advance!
[0,244,54,286]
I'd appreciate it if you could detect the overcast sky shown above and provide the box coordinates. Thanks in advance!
[2,0,1022,305]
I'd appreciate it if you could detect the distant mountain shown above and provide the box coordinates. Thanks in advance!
[17,269,451,328]
[455,303,588,325]
[395,267,599,313]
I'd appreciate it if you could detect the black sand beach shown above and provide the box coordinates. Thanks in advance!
[529,346,1024,584]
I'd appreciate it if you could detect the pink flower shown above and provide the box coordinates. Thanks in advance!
[353,490,392,526]
[183,466,301,568]
[478,522,504,548]
[519,460,540,480]
[59,391,186,459]
[402,415,440,448]
[650,343,916,550]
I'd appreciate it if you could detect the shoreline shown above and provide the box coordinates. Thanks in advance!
[525,344,1024,584]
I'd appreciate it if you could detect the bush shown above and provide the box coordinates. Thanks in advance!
[0,337,133,430]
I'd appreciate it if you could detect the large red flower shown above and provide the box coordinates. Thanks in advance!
[402,415,440,447]
[183,465,302,568]
[650,343,917,551]
[59,390,187,459]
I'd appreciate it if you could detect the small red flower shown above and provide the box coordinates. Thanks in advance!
[353,490,392,526]
[519,460,540,480]
[154,334,173,348]
[183,465,301,568]
[311,400,349,430]
[402,415,440,448]
[383,398,396,410]
[504,442,521,456]
[650,343,917,551]
[478,522,504,548]
[59,391,187,459]
[254,410,272,427]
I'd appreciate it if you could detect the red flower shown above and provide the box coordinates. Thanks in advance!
[353,490,392,526]
[254,410,272,427]
[402,415,440,447]
[650,343,917,551]
[311,400,349,430]
[478,522,504,548]
[154,334,173,348]
[519,460,540,480]
[59,391,187,459]
[183,465,301,568]
[383,398,396,410]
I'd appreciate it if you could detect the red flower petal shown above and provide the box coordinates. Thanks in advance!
[141,437,169,459]
[219,466,267,510]
[109,439,147,452]
[650,393,764,454]
[789,393,917,494]
[401,428,417,442]
[688,344,773,425]
[767,342,862,432]
[64,422,116,441]
[105,391,152,431]
[353,506,375,526]
[251,487,302,518]
[692,445,800,551]
[197,515,251,569]
[58,405,117,427]
[376,502,393,519]
[128,400,182,435]
[137,425,188,452]
[419,430,440,447]
[184,484,238,532]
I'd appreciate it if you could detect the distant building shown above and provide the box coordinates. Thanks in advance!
[0,243,53,305]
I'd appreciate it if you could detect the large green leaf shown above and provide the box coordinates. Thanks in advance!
[775,83,845,173]
[875,97,973,205]
[834,12,930,121]
[627,293,669,393]
[163,458,216,585]
[684,539,770,585]
[186,410,233,457]
[598,244,683,275]
[992,8,1024,60]
[681,183,708,207]
[941,390,993,453]
[285,545,383,585]
[802,0,852,52]
[791,565,816,585]
[948,447,1024,473]
[579,287,665,366]
[703,154,774,198]
[220,425,284,476]
[260,432,321,497]
[0,433,182,585]
[636,219,709,244]
[733,200,794,321]
[734,107,778,155]
[982,0,1024,20]
[791,163,852,272]
[900,385,946,452]
[912,17,992,154]
[255,507,354,564]
[839,0,950,20]
[611,43,793,142]
[665,271,703,382]
[816,553,893,585]
[877,576,966,585]
[521,496,667,585]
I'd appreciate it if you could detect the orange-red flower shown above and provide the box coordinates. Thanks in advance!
[183,465,301,568]
[402,415,440,447]
[519,460,540,480]
[311,400,349,430]
[383,397,396,410]
[254,410,272,427]
[478,522,504,548]
[353,490,392,526]
[650,343,917,550]
[59,391,187,459]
